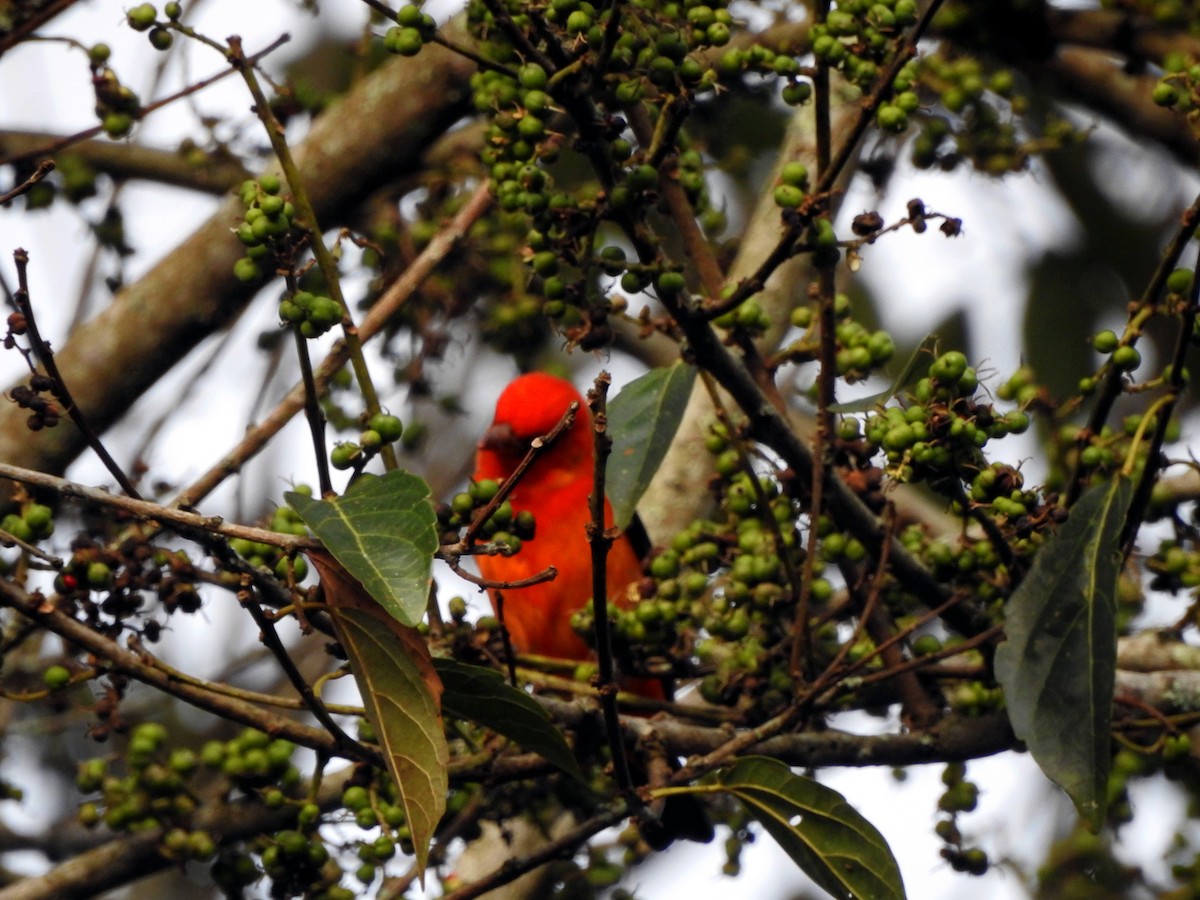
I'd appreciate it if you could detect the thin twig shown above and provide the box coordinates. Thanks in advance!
[585,373,636,800]
[0,160,54,204]
[11,249,141,498]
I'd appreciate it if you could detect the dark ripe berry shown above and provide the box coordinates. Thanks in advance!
[939,217,963,237]
[852,211,884,235]
[7,312,27,335]
[148,27,173,51]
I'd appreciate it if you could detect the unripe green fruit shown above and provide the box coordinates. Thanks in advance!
[773,184,805,208]
[1093,329,1119,353]
[164,2,182,19]
[1153,81,1179,107]
[657,271,686,294]
[1167,267,1194,294]
[397,3,423,26]
[929,350,968,383]
[127,4,157,31]
[89,43,112,63]
[519,64,548,90]
[43,665,71,690]
[385,26,423,56]
[566,9,591,32]
[87,561,113,589]
[780,161,809,189]
[148,27,173,50]
[330,442,360,470]
[1112,345,1141,371]
[102,112,134,138]
[368,413,404,442]
[233,257,261,284]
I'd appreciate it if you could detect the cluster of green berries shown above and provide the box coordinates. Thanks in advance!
[1148,539,1200,592]
[382,4,438,57]
[198,727,300,793]
[785,293,897,380]
[933,763,989,875]
[808,0,918,93]
[252,826,341,898]
[126,3,181,52]
[1,501,54,545]
[329,411,405,471]
[76,723,214,859]
[90,54,141,139]
[234,175,297,285]
[1153,52,1200,114]
[1090,326,1141,373]
[439,478,536,553]
[858,351,996,478]
[278,290,343,338]
[229,496,310,581]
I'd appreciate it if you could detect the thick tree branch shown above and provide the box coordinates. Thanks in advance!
[0,29,476,476]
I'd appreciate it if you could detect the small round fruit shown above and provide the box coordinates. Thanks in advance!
[43,665,71,690]
[1112,345,1141,371]
[1093,330,1119,354]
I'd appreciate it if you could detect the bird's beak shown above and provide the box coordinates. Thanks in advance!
[479,421,527,457]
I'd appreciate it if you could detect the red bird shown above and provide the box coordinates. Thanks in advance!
[474,372,713,846]
[473,373,652,679]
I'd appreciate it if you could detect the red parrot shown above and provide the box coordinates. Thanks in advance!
[473,372,656,686]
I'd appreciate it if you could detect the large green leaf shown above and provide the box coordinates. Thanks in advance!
[607,363,697,529]
[286,470,438,627]
[331,606,447,879]
[705,757,904,900]
[994,476,1134,829]
[433,658,584,782]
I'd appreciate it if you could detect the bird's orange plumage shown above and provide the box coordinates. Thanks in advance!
[474,373,646,665]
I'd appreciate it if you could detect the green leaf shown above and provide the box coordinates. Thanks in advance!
[433,658,585,782]
[707,756,904,900]
[994,476,1134,829]
[829,333,936,413]
[286,470,438,627]
[331,607,447,880]
[607,363,697,529]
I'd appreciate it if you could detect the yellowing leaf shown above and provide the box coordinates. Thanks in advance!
[307,550,447,881]
[333,606,447,879]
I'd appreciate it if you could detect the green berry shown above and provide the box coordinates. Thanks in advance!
[1167,267,1194,294]
[929,350,968,384]
[232,257,262,284]
[519,64,548,90]
[1093,330,1119,354]
[368,413,404,442]
[1112,345,1141,371]
[44,665,71,690]
[126,4,158,31]
[773,184,805,208]
[148,27,173,51]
